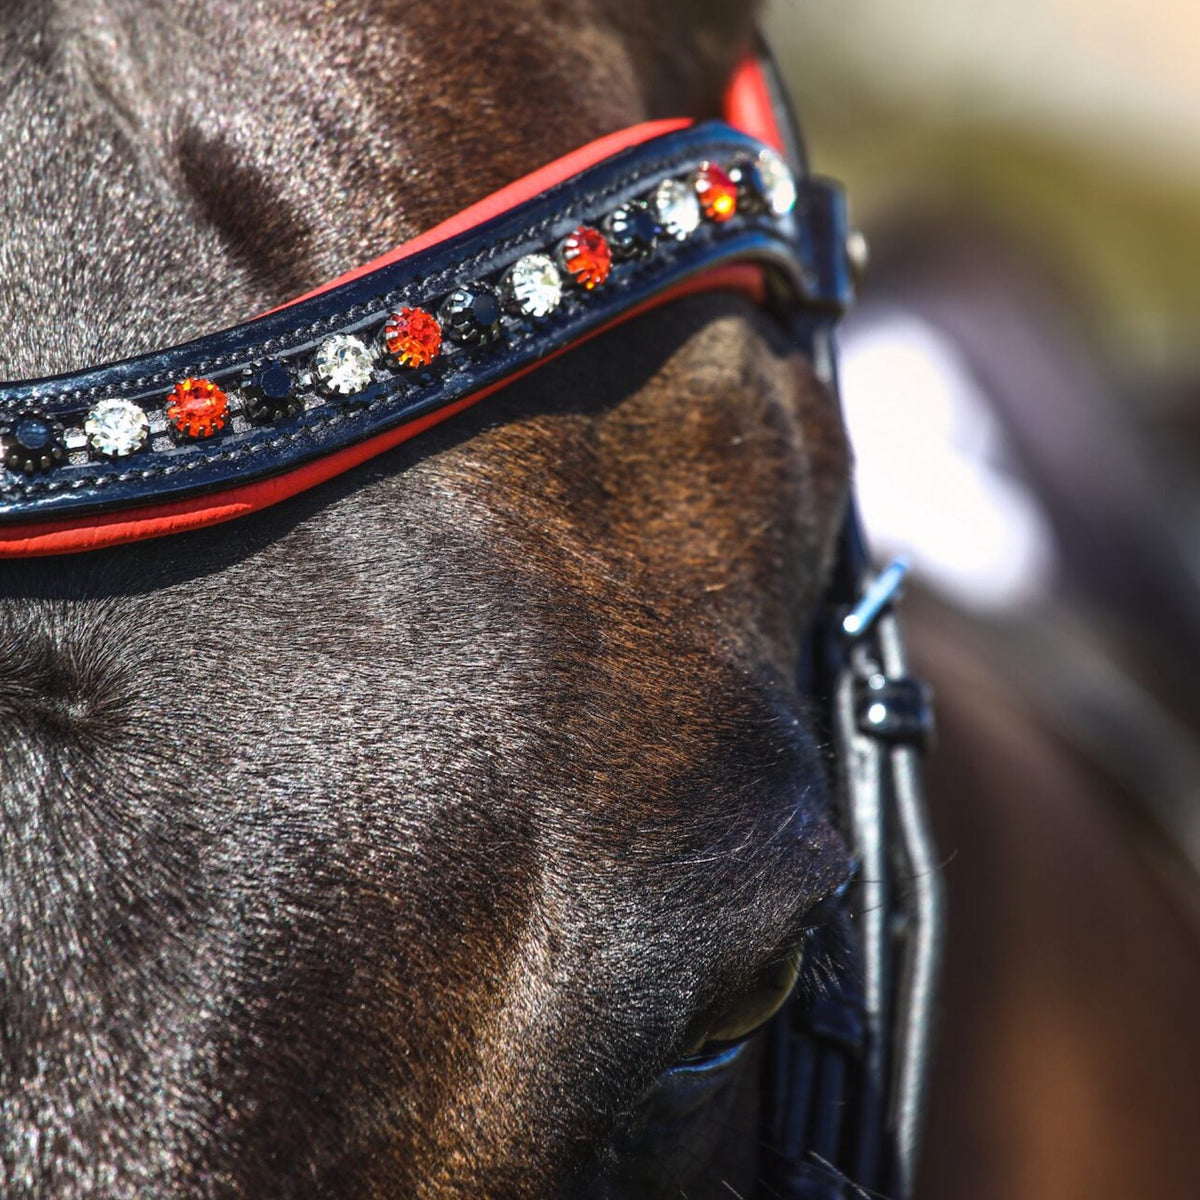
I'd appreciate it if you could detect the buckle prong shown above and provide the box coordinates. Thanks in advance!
[841,557,909,640]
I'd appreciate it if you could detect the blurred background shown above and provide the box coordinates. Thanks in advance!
[766,0,1200,608]
[766,0,1200,864]
[768,0,1199,389]
[763,5,1200,1194]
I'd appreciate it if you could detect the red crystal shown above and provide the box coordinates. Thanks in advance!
[384,306,442,368]
[560,226,612,290]
[694,163,737,222]
[165,377,228,439]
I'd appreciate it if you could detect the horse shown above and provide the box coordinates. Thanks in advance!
[0,2,863,1196]
[16,3,1199,1197]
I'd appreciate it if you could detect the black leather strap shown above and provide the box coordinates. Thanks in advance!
[751,41,943,1197]
[0,122,851,526]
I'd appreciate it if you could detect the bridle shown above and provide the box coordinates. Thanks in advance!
[0,45,942,1200]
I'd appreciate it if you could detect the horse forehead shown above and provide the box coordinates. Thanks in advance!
[0,0,706,378]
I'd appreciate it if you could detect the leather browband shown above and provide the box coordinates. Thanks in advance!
[0,63,853,556]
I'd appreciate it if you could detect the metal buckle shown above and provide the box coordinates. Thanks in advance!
[855,673,935,748]
[758,553,943,1200]
[841,557,910,640]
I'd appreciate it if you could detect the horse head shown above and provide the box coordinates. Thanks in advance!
[0,2,863,1195]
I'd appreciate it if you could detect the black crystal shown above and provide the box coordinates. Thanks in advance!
[2,412,66,475]
[242,360,301,424]
[604,200,661,260]
[728,157,768,214]
[440,286,503,346]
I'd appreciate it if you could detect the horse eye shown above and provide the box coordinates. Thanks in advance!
[689,944,804,1054]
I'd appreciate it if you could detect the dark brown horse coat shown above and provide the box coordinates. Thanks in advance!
[0,3,854,1197]
[6,3,1199,1198]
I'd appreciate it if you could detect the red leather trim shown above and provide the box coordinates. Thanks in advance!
[269,118,692,313]
[269,54,781,317]
[0,57,786,558]
[0,266,766,557]
[723,57,785,151]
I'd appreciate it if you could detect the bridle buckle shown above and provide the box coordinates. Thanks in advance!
[854,673,935,749]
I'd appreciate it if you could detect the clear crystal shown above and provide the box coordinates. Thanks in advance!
[757,149,797,216]
[507,253,562,318]
[84,397,149,458]
[313,334,374,395]
[651,178,702,241]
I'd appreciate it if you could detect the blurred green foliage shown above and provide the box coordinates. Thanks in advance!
[764,2,1200,392]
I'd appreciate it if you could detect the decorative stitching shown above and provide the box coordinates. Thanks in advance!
[0,130,808,513]
[0,132,762,411]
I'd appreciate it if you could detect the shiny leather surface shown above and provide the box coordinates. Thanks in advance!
[0,123,850,525]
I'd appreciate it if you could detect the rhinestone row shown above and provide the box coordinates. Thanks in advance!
[0,150,796,478]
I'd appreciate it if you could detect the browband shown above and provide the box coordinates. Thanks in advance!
[0,62,853,556]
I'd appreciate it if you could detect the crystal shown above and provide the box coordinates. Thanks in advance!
[651,178,701,241]
[15,415,57,451]
[756,149,797,216]
[85,397,149,457]
[694,163,737,222]
[559,226,612,290]
[384,307,443,368]
[1,412,66,474]
[503,254,562,318]
[242,361,301,424]
[313,334,374,395]
[439,286,503,345]
[257,361,293,402]
[165,378,228,439]
[604,200,661,260]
